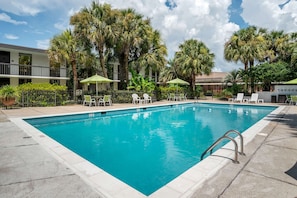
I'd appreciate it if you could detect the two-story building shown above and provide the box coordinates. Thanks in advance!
[0,43,69,87]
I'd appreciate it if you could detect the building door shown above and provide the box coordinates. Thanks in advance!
[0,51,10,75]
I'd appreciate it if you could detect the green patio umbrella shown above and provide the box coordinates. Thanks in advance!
[167,78,189,93]
[284,78,297,84]
[80,74,113,96]
[166,78,190,85]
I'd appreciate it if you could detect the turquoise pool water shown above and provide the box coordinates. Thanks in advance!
[25,103,276,195]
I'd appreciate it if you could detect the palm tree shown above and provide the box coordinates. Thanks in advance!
[264,30,289,63]
[224,26,268,93]
[114,8,148,88]
[48,30,81,100]
[132,29,167,81]
[174,39,215,92]
[224,69,241,86]
[70,2,116,78]
[159,59,178,83]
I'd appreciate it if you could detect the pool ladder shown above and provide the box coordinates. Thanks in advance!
[200,129,245,164]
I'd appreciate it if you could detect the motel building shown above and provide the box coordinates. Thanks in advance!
[0,43,69,87]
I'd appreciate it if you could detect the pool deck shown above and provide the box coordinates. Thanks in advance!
[1,100,297,197]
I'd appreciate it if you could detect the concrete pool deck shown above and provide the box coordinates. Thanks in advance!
[1,100,297,197]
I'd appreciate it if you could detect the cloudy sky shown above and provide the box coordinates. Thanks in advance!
[0,0,297,72]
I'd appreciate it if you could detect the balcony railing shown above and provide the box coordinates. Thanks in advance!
[0,62,67,78]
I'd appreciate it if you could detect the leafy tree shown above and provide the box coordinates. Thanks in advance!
[174,39,215,92]
[114,8,149,88]
[224,26,268,93]
[70,2,116,78]
[224,69,242,94]
[130,29,167,81]
[158,59,178,83]
[127,70,155,93]
[254,61,290,91]
[48,30,82,100]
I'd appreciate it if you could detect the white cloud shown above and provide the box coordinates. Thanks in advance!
[241,0,297,32]
[4,34,19,40]
[0,13,27,25]
[97,0,240,71]
[37,39,50,49]
[0,0,242,71]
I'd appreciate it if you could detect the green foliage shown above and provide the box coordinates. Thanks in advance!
[159,86,187,100]
[254,61,290,91]
[18,83,68,107]
[127,71,156,93]
[174,39,215,93]
[194,85,202,97]
[0,85,18,99]
[221,89,233,98]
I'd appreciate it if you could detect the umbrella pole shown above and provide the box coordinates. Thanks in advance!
[96,82,98,96]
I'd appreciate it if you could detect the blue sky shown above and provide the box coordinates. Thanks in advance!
[0,0,297,72]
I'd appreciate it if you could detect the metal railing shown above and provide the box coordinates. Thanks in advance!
[0,62,66,77]
[200,129,245,164]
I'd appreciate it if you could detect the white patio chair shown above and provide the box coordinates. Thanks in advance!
[132,93,141,104]
[233,93,244,103]
[248,93,258,103]
[143,93,152,104]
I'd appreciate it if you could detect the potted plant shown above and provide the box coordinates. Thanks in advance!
[0,85,18,107]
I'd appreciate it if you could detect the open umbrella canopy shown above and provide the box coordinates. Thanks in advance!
[284,78,297,84]
[80,74,113,96]
[80,74,113,84]
[167,78,190,85]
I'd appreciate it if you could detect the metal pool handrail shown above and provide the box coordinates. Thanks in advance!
[200,129,245,164]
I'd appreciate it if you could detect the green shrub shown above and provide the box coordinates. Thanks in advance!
[0,85,18,99]
[18,83,68,107]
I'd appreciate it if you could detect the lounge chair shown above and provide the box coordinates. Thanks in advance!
[132,93,141,104]
[168,93,176,101]
[290,95,297,105]
[248,93,258,103]
[98,95,112,106]
[233,93,244,103]
[83,95,96,107]
[285,95,291,104]
[143,93,152,104]
[179,93,187,101]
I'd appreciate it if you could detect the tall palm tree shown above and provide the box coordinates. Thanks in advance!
[132,29,167,81]
[159,59,178,83]
[70,2,116,78]
[174,39,215,92]
[114,8,148,88]
[48,30,81,100]
[224,26,268,93]
[264,30,289,63]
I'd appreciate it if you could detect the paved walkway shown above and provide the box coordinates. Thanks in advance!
[1,101,297,197]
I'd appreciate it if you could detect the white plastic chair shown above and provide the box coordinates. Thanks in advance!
[143,93,152,104]
[98,95,112,106]
[132,93,141,104]
[83,95,96,107]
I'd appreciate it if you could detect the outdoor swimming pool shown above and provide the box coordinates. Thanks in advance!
[25,103,276,196]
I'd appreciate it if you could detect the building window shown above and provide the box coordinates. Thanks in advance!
[19,78,32,85]
[19,53,32,76]
[50,67,60,77]
[50,79,60,85]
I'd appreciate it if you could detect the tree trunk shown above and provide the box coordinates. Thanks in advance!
[72,60,78,101]
[98,46,107,77]
[249,60,255,93]
[191,73,196,92]
[123,47,130,89]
